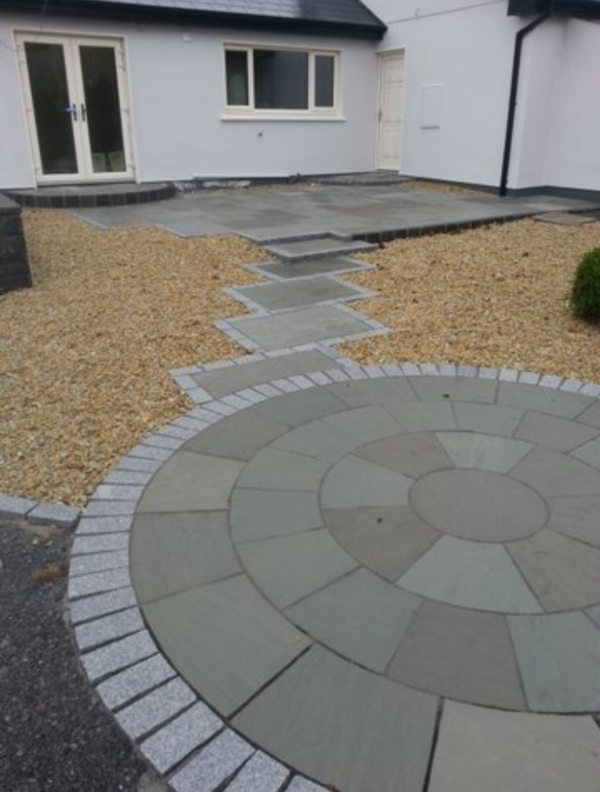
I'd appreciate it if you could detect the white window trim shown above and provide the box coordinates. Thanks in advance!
[223,43,343,121]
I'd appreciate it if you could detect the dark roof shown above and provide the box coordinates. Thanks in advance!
[0,0,386,38]
[508,0,600,18]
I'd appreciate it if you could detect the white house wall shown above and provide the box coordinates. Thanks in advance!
[0,12,378,188]
[544,19,600,193]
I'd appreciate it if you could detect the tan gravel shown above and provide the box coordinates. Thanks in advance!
[341,219,600,382]
[0,211,268,507]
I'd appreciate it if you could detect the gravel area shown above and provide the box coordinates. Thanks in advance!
[0,519,167,792]
[341,219,600,382]
[0,211,268,507]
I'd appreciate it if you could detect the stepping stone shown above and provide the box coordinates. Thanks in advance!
[223,305,385,351]
[285,568,421,672]
[508,611,600,712]
[252,256,370,280]
[131,511,241,603]
[188,349,345,400]
[263,234,373,261]
[397,536,542,613]
[142,575,311,716]
[230,277,369,311]
[237,529,358,609]
[388,601,525,709]
[533,211,595,225]
[428,702,600,792]
[233,646,438,792]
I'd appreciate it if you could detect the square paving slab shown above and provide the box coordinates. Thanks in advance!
[263,235,373,261]
[230,277,368,311]
[428,702,600,792]
[252,256,370,280]
[233,646,438,792]
[224,305,384,351]
[142,575,311,716]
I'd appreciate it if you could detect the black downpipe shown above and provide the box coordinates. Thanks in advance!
[499,13,549,196]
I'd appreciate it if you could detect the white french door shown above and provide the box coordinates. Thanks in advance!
[16,33,134,183]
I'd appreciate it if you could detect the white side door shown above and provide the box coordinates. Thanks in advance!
[376,52,405,171]
[16,34,134,183]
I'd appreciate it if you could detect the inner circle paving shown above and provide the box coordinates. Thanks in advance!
[129,373,600,792]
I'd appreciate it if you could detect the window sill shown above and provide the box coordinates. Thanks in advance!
[221,112,346,123]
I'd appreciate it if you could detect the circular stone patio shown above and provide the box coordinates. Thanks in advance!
[124,372,600,792]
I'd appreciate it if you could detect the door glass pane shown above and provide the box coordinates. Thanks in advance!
[79,46,125,173]
[226,50,249,106]
[254,50,308,110]
[315,55,335,108]
[25,43,78,175]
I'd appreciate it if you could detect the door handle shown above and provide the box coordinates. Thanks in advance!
[65,103,78,121]
[81,104,87,122]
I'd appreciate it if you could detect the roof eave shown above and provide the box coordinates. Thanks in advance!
[0,0,387,40]
[508,0,600,19]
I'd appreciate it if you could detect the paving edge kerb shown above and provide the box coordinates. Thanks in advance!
[59,361,600,792]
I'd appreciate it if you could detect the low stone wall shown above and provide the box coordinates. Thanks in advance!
[0,195,32,295]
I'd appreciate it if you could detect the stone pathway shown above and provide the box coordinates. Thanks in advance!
[64,227,600,792]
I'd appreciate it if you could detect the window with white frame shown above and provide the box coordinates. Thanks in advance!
[225,46,339,116]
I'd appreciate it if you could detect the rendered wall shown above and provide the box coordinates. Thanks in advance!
[0,12,378,188]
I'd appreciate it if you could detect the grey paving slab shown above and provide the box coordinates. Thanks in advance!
[587,605,600,628]
[397,536,543,613]
[388,601,525,709]
[286,568,421,672]
[324,506,441,581]
[409,375,497,403]
[237,530,358,609]
[68,567,132,599]
[140,701,223,773]
[142,575,311,716]
[435,433,533,473]
[264,235,373,261]
[235,448,330,492]
[325,377,416,407]
[0,493,36,519]
[75,607,144,650]
[508,530,600,611]
[69,586,137,624]
[285,779,327,792]
[250,387,347,427]
[571,438,600,468]
[27,501,80,528]
[508,611,600,712]
[170,730,254,792]
[510,446,600,496]
[428,702,600,792]
[81,631,156,682]
[116,678,196,739]
[225,751,289,792]
[189,350,341,399]
[321,455,413,509]
[231,277,367,311]
[224,305,383,350]
[546,496,600,547]
[131,512,240,604]
[515,411,599,451]
[252,256,370,280]
[96,654,176,710]
[357,432,454,477]
[381,400,458,432]
[233,646,437,792]
[183,411,289,461]
[75,515,133,534]
[70,550,129,576]
[230,489,322,543]
[577,399,600,428]
[270,419,361,462]
[138,451,244,512]
[410,469,547,542]
[497,382,594,417]
[322,405,405,443]
[72,532,130,555]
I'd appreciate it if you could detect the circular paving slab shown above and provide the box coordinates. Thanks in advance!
[125,372,600,792]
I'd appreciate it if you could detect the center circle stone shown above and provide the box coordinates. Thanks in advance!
[410,469,548,542]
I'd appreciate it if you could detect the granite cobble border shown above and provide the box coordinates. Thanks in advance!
[66,362,600,792]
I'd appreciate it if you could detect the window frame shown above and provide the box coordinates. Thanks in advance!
[223,43,342,120]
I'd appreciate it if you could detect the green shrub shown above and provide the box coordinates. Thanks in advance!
[570,247,600,322]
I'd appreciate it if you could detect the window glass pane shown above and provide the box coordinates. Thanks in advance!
[254,50,308,110]
[79,46,125,173]
[315,55,335,108]
[226,50,249,106]
[25,42,78,175]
